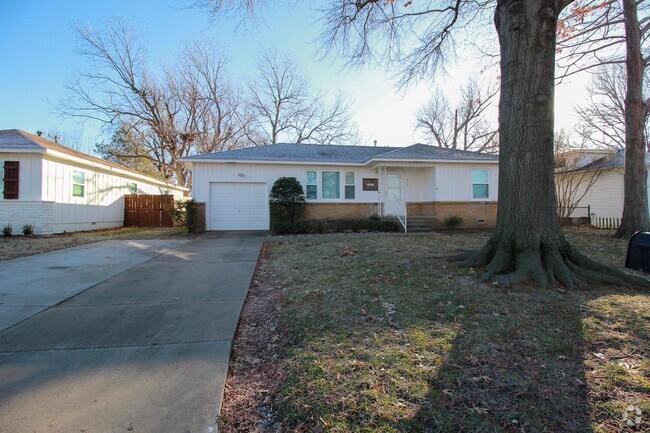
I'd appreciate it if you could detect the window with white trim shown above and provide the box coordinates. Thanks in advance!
[72,171,86,198]
[306,171,317,199]
[322,171,340,199]
[344,172,355,199]
[472,169,489,199]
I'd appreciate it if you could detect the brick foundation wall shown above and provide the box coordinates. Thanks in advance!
[305,203,380,219]
[0,201,55,235]
[407,201,498,229]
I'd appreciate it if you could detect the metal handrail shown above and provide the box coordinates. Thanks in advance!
[391,199,408,233]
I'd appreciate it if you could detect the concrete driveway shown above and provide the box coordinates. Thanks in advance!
[0,232,264,433]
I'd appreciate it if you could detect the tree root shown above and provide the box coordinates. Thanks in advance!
[450,235,650,289]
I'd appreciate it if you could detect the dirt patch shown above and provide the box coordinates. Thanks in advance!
[0,227,194,261]
[218,242,289,432]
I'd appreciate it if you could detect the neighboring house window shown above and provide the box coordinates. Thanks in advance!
[3,161,19,200]
[129,183,138,194]
[72,171,86,198]
[322,171,340,199]
[306,171,317,199]
[472,169,489,199]
[345,172,355,199]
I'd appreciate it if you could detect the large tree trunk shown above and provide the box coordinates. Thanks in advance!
[615,0,649,238]
[455,0,648,288]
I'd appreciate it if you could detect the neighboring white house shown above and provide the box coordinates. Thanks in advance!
[556,149,650,228]
[180,143,499,231]
[0,129,187,234]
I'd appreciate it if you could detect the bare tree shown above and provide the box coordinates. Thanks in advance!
[576,64,627,149]
[616,0,650,237]
[245,51,358,145]
[554,129,607,221]
[416,78,498,153]
[58,19,245,187]
[576,63,650,149]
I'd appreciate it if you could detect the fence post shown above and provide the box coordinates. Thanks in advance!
[587,205,591,225]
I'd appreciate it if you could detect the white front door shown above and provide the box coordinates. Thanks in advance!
[384,173,402,215]
[209,182,269,230]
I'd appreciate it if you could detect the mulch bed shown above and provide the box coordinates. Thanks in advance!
[218,242,289,432]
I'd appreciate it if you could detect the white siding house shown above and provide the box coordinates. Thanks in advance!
[0,130,187,234]
[181,143,499,231]
[556,149,649,228]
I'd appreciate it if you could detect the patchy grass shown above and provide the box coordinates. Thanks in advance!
[0,226,193,261]
[221,228,649,433]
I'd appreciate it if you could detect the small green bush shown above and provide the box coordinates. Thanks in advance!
[2,224,12,237]
[22,224,34,236]
[270,177,306,225]
[444,215,463,229]
[271,218,398,235]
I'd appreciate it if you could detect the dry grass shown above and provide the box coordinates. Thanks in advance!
[0,226,193,261]
[220,228,649,432]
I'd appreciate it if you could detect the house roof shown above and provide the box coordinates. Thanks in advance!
[575,149,650,172]
[0,129,187,190]
[181,142,498,164]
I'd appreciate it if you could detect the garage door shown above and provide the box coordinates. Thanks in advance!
[209,182,269,230]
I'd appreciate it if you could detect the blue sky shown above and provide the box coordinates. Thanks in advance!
[0,1,587,152]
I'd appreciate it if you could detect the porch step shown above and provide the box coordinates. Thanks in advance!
[406,217,433,233]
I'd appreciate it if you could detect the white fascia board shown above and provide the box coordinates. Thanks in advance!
[369,158,499,166]
[179,158,366,167]
[45,149,188,191]
[0,148,46,154]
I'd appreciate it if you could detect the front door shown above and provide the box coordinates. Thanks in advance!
[384,173,402,215]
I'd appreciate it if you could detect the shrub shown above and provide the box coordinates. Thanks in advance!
[270,177,306,226]
[444,215,463,229]
[271,218,398,235]
[168,199,203,233]
[22,224,34,236]
[2,224,12,237]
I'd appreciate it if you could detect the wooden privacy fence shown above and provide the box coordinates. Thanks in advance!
[124,194,174,227]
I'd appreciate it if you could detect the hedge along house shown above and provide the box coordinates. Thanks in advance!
[0,129,187,234]
[180,143,499,231]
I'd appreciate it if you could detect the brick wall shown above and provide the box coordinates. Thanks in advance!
[407,201,498,229]
[0,201,55,235]
[305,203,380,219]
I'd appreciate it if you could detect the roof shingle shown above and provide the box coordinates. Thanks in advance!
[182,142,498,164]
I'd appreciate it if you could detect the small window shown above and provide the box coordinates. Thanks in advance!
[3,161,19,200]
[472,169,489,199]
[72,170,85,198]
[306,171,317,199]
[129,183,138,194]
[322,171,340,199]
[345,172,355,200]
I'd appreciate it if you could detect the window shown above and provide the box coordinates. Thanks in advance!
[472,169,489,199]
[306,171,317,199]
[345,172,355,199]
[129,183,138,194]
[3,161,19,200]
[322,171,340,199]
[72,170,85,198]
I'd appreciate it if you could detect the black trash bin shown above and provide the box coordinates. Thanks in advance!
[625,231,650,273]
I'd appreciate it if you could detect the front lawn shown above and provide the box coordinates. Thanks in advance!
[220,229,649,433]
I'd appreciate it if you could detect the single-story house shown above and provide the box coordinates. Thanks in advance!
[556,148,650,228]
[180,143,499,231]
[0,129,187,234]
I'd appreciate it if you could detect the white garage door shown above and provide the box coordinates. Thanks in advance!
[209,182,269,230]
